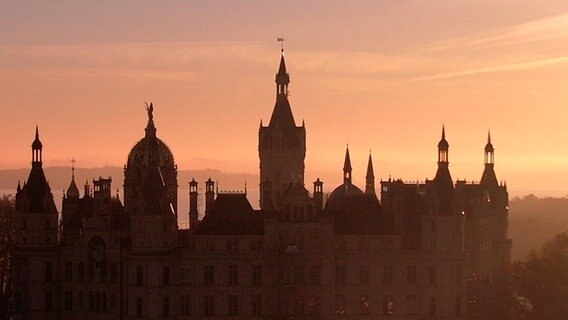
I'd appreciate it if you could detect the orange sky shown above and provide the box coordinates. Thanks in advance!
[1,0,568,197]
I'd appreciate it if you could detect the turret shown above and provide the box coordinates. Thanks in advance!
[365,152,376,197]
[480,131,498,187]
[205,178,215,214]
[189,179,198,230]
[313,178,323,213]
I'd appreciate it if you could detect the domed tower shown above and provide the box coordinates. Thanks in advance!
[15,126,59,246]
[124,104,178,249]
[259,48,306,210]
[124,103,178,215]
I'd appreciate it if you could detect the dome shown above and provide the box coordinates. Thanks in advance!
[325,182,364,211]
[127,135,175,169]
[66,176,80,199]
[126,105,175,169]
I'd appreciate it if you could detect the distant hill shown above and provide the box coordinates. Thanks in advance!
[509,195,568,260]
[0,166,257,192]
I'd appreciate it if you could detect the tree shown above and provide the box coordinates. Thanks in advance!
[512,232,568,319]
[0,195,15,320]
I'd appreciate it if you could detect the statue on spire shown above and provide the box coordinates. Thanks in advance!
[145,102,154,122]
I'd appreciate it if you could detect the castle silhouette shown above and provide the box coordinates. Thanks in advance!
[12,48,510,319]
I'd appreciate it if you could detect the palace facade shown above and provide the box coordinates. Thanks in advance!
[12,49,511,319]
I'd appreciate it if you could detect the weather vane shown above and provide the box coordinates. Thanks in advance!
[277,37,285,51]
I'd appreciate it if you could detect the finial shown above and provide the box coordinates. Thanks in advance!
[277,37,285,52]
[71,157,76,178]
[244,180,248,195]
[487,130,491,144]
[442,125,446,139]
[35,125,39,139]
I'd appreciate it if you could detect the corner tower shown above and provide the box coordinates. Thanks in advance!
[259,48,306,210]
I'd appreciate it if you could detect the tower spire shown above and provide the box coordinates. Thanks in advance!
[343,145,352,184]
[31,126,43,167]
[437,125,449,166]
[365,151,376,197]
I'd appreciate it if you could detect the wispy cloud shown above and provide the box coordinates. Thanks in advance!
[410,56,568,82]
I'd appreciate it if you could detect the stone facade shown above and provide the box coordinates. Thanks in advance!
[12,50,510,319]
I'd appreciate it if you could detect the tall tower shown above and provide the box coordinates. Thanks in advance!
[15,127,59,246]
[259,48,306,210]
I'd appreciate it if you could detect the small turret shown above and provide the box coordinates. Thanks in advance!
[189,179,198,230]
[365,152,376,197]
[481,131,499,188]
[66,159,80,199]
[205,178,215,214]
[313,178,324,213]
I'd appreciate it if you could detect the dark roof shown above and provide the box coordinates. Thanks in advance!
[480,165,498,187]
[17,166,57,214]
[366,153,374,179]
[343,147,352,172]
[196,193,264,235]
[326,182,364,211]
[326,193,393,235]
[268,99,297,129]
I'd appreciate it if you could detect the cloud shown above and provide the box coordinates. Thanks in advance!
[409,56,568,82]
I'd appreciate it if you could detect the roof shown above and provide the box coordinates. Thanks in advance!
[196,193,264,235]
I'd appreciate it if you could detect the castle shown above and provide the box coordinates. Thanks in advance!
[12,49,511,319]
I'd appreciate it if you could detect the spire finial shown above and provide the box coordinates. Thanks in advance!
[488,130,491,144]
[35,125,39,139]
[442,125,446,139]
[277,37,285,52]
[71,157,76,178]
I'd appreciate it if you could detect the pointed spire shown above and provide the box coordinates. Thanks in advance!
[278,48,287,75]
[438,125,449,149]
[485,130,494,153]
[32,125,43,149]
[66,158,80,199]
[343,145,352,185]
[366,152,375,179]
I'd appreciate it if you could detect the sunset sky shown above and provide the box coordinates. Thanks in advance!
[2,0,568,197]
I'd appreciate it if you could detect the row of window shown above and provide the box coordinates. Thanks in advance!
[135,265,262,286]
[336,265,463,286]
[42,291,116,313]
[198,239,264,251]
[136,295,263,318]
[46,261,119,283]
[335,295,464,317]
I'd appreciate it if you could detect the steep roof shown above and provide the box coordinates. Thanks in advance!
[196,193,264,235]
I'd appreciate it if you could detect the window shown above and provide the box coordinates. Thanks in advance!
[429,266,437,286]
[252,265,262,286]
[252,295,262,316]
[383,265,393,285]
[294,266,303,284]
[204,265,214,285]
[429,297,437,317]
[228,295,239,316]
[295,296,305,315]
[309,266,320,285]
[226,239,238,251]
[45,291,53,312]
[335,295,345,315]
[163,297,170,318]
[136,297,143,318]
[383,295,394,315]
[136,266,144,286]
[406,265,417,284]
[359,265,369,285]
[65,261,73,281]
[180,295,192,316]
[78,263,85,282]
[163,266,170,285]
[64,291,73,311]
[110,263,118,283]
[336,265,346,285]
[360,295,370,314]
[250,239,263,251]
[455,296,462,317]
[204,295,215,316]
[45,262,53,282]
[456,266,463,286]
[228,265,238,285]
[406,295,417,315]
[78,292,84,310]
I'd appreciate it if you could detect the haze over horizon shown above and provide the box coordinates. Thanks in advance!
[2,0,568,197]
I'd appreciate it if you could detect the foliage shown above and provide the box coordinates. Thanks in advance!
[512,232,568,319]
